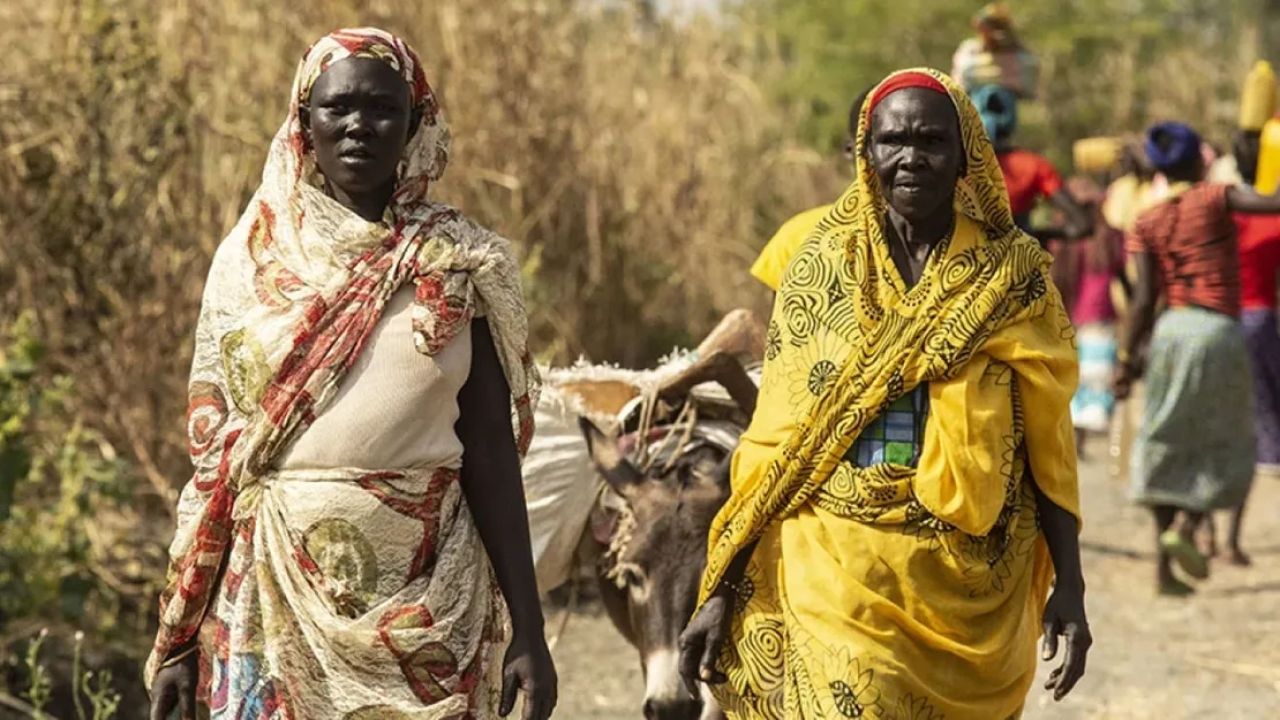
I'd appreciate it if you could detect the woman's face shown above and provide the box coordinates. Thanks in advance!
[304,57,417,199]
[867,88,964,225]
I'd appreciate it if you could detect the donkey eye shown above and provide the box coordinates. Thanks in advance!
[618,565,650,601]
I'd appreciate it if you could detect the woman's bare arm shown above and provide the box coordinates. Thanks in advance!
[456,318,543,637]
[1034,484,1085,592]
[1033,481,1091,701]
[1048,189,1093,239]
[456,318,556,719]
[1227,185,1280,214]
[1114,251,1158,399]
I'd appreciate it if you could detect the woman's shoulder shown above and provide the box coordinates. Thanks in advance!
[420,204,511,248]
[1131,187,1223,243]
[963,216,1052,280]
[955,215,1039,255]
[412,204,525,296]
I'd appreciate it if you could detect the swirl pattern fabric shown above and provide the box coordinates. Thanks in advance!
[697,68,1081,719]
[145,28,538,718]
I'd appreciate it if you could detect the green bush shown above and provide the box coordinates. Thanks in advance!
[0,316,137,712]
[0,314,131,636]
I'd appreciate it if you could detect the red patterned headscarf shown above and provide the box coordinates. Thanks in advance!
[287,27,451,205]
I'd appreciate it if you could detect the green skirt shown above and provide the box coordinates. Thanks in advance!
[1131,306,1255,511]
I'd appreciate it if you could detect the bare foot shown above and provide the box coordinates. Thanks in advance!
[1194,515,1217,558]
[1201,534,1218,559]
[1228,547,1252,567]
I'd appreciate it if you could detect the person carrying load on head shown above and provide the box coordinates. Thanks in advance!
[951,3,1039,99]
[751,87,875,295]
[1114,120,1280,596]
[1203,60,1280,566]
[970,83,1090,242]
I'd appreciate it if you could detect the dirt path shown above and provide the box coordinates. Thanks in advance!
[549,437,1280,719]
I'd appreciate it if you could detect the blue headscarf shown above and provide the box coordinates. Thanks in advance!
[971,84,1018,143]
[1144,121,1202,172]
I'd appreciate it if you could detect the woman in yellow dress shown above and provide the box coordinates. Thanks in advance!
[677,69,1090,719]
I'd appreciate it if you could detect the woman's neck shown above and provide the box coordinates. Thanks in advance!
[885,206,954,256]
[327,180,396,223]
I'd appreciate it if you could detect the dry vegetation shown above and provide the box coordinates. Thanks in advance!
[0,0,1271,709]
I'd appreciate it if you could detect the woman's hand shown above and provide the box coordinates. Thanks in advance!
[149,650,198,720]
[499,633,557,720]
[677,590,732,696]
[1041,580,1091,701]
[1111,362,1137,401]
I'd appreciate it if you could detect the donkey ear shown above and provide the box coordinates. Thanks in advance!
[578,416,643,495]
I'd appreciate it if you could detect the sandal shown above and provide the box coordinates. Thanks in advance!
[1160,529,1210,580]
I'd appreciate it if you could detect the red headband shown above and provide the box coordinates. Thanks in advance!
[867,73,949,114]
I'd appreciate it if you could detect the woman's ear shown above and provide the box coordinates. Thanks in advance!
[298,103,313,149]
[407,107,423,143]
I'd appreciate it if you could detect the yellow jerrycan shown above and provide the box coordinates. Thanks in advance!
[1239,60,1276,131]
[1244,61,1280,192]
[1073,137,1121,174]
[1255,116,1280,193]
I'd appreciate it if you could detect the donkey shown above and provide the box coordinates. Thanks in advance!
[579,416,733,720]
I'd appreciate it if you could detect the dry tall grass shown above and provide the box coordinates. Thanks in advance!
[0,0,1268,698]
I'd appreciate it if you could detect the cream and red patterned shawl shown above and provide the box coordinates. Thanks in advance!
[145,27,538,687]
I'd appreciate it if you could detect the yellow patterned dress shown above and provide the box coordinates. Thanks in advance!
[698,69,1081,720]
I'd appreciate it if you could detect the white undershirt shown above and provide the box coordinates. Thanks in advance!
[278,287,472,471]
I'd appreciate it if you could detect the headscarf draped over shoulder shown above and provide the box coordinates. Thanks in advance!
[145,28,538,686]
[699,68,1080,605]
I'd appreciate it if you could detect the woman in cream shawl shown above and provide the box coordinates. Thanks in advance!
[147,28,555,720]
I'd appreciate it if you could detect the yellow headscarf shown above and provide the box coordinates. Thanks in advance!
[699,68,1079,720]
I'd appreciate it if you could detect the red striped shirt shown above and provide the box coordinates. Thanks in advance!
[1125,183,1240,318]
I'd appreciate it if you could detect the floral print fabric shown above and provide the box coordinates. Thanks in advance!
[145,28,538,718]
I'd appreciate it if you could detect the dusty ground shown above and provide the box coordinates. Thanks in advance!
[548,436,1280,719]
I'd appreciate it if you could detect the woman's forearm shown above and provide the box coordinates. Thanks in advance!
[702,456,758,594]
[1120,252,1158,369]
[1121,298,1154,369]
[715,540,758,594]
[460,450,545,636]
[457,319,544,637]
[1033,483,1085,590]
[1049,189,1092,239]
